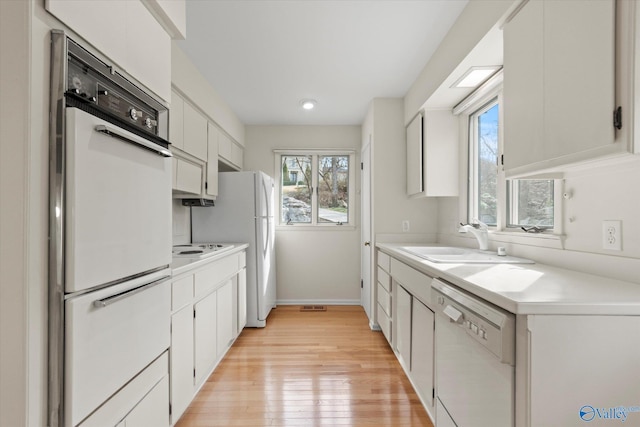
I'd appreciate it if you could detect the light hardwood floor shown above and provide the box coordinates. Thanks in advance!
[176,305,433,427]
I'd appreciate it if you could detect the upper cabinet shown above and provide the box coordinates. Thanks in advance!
[46,0,173,101]
[170,90,207,161]
[502,0,626,177]
[406,110,458,198]
[218,132,244,171]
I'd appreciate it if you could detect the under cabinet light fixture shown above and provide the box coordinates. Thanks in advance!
[300,99,317,110]
[451,66,501,89]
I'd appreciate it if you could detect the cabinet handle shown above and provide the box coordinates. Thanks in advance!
[364,241,371,246]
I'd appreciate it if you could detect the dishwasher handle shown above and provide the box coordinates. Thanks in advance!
[443,305,464,323]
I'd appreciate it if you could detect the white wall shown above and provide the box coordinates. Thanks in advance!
[244,125,362,303]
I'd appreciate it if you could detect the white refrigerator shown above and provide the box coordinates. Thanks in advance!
[191,171,276,327]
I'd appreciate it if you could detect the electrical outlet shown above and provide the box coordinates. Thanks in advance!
[402,220,410,232]
[602,220,622,251]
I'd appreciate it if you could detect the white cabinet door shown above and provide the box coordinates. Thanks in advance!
[170,304,194,424]
[123,375,169,427]
[173,157,203,195]
[218,132,232,163]
[216,280,234,357]
[423,110,458,197]
[395,285,412,371]
[503,0,616,176]
[231,142,244,169]
[170,90,185,151]
[411,300,434,409]
[237,269,247,333]
[406,113,423,196]
[206,122,219,197]
[194,291,217,387]
[527,315,640,427]
[183,103,208,161]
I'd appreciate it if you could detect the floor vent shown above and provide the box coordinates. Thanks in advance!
[300,305,327,312]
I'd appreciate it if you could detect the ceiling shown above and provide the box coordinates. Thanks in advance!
[176,0,469,126]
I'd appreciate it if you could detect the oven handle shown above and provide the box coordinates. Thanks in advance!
[93,275,170,308]
[95,124,172,158]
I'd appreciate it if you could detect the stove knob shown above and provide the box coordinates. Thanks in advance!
[144,117,157,129]
[97,89,108,96]
[129,108,142,121]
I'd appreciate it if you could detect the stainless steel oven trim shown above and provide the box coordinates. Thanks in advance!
[49,29,67,427]
[94,124,172,158]
[92,275,170,308]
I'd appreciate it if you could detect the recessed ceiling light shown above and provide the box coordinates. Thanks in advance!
[452,66,501,89]
[300,99,317,110]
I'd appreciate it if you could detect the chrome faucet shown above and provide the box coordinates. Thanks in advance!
[458,221,489,250]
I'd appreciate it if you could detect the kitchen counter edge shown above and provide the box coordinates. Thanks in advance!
[171,243,249,276]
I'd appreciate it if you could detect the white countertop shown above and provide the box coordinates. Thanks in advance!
[377,243,640,316]
[171,243,249,276]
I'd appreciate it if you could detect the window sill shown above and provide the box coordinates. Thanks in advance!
[489,229,565,250]
[276,225,357,232]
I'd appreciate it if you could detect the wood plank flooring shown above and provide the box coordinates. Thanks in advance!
[176,305,433,427]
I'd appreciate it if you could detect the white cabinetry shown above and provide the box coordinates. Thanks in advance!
[395,285,412,371]
[169,249,247,425]
[406,110,458,197]
[387,256,435,419]
[172,156,204,195]
[517,315,640,427]
[194,291,217,387]
[170,90,208,161]
[503,0,617,177]
[46,0,171,101]
[218,131,243,171]
[206,123,219,198]
[376,251,392,344]
[411,299,434,409]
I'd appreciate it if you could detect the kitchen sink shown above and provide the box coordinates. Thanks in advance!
[399,246,534,264]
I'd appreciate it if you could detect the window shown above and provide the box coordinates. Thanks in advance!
[466,82,557,232]
[277,151,354,227]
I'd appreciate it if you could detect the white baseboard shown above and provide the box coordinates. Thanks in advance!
[276,299,362,306]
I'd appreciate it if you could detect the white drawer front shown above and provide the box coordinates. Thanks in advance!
[65,273,171,427]
[195,253,239,298]
[377,283,392,317]
[172,275,194,311]
[377,266,391,292]
[377,304,392,344]
[378,251,391,272]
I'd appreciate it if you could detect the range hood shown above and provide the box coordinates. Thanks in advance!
[181,198,215,207]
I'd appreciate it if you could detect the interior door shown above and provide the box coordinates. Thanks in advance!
[360,143,372,320]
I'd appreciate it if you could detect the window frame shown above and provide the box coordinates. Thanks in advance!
[460,74,562,236]
[274,149,356,229]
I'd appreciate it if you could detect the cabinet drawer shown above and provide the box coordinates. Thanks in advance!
[377,283,391,317]
[172,275,193,311]
[377,267,391,292]
[378,251,391,272]
[377,304,392,344]
[391,258,432,308]
[194,253,239,298]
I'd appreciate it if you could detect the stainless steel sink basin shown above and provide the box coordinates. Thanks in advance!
[399,246,534,264]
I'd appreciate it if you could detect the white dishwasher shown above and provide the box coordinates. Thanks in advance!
[431,278,515,427]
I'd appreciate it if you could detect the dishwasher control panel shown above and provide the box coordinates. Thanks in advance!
[431,278,515,365]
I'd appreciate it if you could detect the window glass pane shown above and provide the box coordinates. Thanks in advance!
[317,156,349,224]
[509,180,554,228]
[281,155,312,223]
[477,103,499,226]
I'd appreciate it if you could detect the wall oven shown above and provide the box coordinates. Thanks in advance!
[48,31,172,427]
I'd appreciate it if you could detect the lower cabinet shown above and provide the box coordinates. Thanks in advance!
[395,285,412,371]
[194,291,217,387]
[169,249,247,425]
[378,250,436,420]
